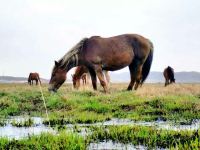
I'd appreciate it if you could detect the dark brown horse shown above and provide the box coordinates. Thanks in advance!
[163,66,175,86]
[28,72,41,85]
[72,66,110,89]
[49,34,153,92]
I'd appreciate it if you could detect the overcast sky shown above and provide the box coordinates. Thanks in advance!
[0,0,200,79]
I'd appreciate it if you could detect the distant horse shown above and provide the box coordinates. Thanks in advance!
[163,66,175,86]
[28,73,41,85]
[72,66,110,89]
[49,34,154,92]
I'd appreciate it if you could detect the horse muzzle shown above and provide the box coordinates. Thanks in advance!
[48,85,57,93]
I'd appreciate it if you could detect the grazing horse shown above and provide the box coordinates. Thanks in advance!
[163,66,175,86]
[72,66,110,89]
[81,73,87,85]
[49,34,154,92]
[28,72,41,85]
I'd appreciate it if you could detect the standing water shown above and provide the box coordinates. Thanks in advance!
[0,117,200,139]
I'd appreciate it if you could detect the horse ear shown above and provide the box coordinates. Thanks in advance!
[55,61,59,66]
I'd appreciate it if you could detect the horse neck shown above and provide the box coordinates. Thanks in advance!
[60,38,88,73]
[63,54,79,72]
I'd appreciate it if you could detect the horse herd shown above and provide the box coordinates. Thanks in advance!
[28,34,175,92]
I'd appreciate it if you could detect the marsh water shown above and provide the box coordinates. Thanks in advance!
[0,117,55,139]
[1,117,200,139]
[0,117,199,149]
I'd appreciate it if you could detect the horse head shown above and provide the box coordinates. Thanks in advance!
[71,74,81,89]
[171,78,175,83]
[49,60,67,92]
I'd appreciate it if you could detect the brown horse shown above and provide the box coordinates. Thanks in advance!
[49,34,153,92]
[28,72,41,85]
[163,66,175,86]
[72,66,110,89]
[81,73,87,85]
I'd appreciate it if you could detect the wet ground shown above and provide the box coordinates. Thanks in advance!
[0,116,199,149]
[1,117,200,139]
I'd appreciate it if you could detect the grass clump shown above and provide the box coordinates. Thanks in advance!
[0,132,85,150]
[88,125,200,149]
[11,118,34,127]
[0,91,8,98]
[83,100,110,114]
[0,120,6,126]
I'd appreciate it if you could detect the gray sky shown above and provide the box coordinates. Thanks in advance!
[0,0,200,79]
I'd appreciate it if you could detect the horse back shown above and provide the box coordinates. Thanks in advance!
[82,34,151,71]
[29,72,40,80]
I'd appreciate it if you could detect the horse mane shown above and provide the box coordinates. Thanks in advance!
[59,38,88,67]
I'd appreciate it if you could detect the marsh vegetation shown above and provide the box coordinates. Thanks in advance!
[0,83,200,149]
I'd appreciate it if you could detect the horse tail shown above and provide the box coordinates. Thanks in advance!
[141,40,154,84]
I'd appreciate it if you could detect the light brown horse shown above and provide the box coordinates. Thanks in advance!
[163,66,175,86]
[28,72,41,85]
[81,73,87,85]
[72,66,110,89]
[49,34,153,92]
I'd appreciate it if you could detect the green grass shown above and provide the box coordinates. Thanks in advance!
[88,125,200,149]
[0,120,6,126]
[0,132,85,150]
[0,83,200,124]
[11,118,34,127]
[0,83,200,149]
[1,125,200,149]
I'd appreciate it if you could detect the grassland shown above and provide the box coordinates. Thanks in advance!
[0,83,200,149]
[0,83,200,124]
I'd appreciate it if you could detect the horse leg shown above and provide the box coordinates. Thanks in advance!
[82,78,84,85]
[169,79,172,84]
[84,77,86,85]
[95,68,108,93]
[104,71,110,86]
[39,79,41,85]
[127,71,135,90]
[86,73,90,84]
[127,59,144,90]
[36,79,38,85]
[88,67,97,90]
[165,80,167,86]
[127,60,138,90]
[134,65,143,90]
[165,79,169,86]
